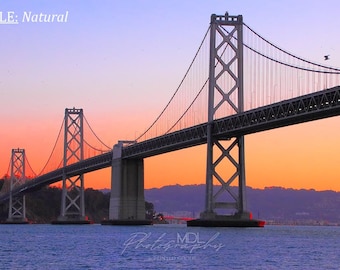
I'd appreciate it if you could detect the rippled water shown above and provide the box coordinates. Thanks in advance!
[0,224,339,269]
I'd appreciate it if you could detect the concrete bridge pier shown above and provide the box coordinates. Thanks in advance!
[103,141,151,225]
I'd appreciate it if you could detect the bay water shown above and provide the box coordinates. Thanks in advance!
[0,224,339,269]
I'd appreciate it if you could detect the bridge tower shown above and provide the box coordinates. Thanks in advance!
[55,108,90,224]
[188,13,264,226]
[7,148,28,224]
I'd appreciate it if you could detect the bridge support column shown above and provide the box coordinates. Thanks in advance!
[103,141,150,225]
[6,148,28,224]
[188,12,264,227]
[53,108,91,225]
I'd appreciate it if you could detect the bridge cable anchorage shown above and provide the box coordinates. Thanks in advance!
[83,115,111,150]
[135,26,211,142]
[37,118,65,176]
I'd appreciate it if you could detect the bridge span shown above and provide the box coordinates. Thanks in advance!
[2,12,340,226]
[1,85,339,203]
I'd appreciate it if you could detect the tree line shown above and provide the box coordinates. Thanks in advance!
[0,179,155,223]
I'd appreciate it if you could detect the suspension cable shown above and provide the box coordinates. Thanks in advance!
[37,119,65,176]
[164,26,235,134]
[243,41,340,74]
[83,115,111,150]
[84,139,109,153]
[135,26,211,141]
[25,155,37,177]
[243,23,340,72]
[5,160,10,177]
[165,78,208,134]
[56,158,63,170]
[220,24,340,74]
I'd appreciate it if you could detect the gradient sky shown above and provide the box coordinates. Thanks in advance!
[1,1,340,191]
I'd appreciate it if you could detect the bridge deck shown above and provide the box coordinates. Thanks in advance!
[1,86,340,202]
[123,86,340,158]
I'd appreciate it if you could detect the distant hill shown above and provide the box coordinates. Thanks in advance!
[1,180,340,225]
[145,184,340,224]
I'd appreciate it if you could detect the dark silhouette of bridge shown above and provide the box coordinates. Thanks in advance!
[1,13,340,226]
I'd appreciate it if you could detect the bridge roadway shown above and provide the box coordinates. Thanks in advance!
[1,86,340,202]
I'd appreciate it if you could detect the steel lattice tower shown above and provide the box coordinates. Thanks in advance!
[58,108,86,222]
[202,13,250,219]
[7,148,27,223]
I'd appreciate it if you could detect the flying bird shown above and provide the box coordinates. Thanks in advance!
[324,55,330,60]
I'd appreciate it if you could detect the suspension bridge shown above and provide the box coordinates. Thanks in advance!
[1,13,340,226]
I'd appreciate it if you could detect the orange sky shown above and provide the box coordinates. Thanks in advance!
[146,116,340,191]
[60,115,340,192]
[1,2,340,193]
[2,113,340,192]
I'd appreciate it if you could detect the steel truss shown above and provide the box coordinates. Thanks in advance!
[213,86,340,137]
[8,148,27,222]
[1,87,339,205]
[123,86,340,158]
[202,12,247,218]
[59,108,86,221]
